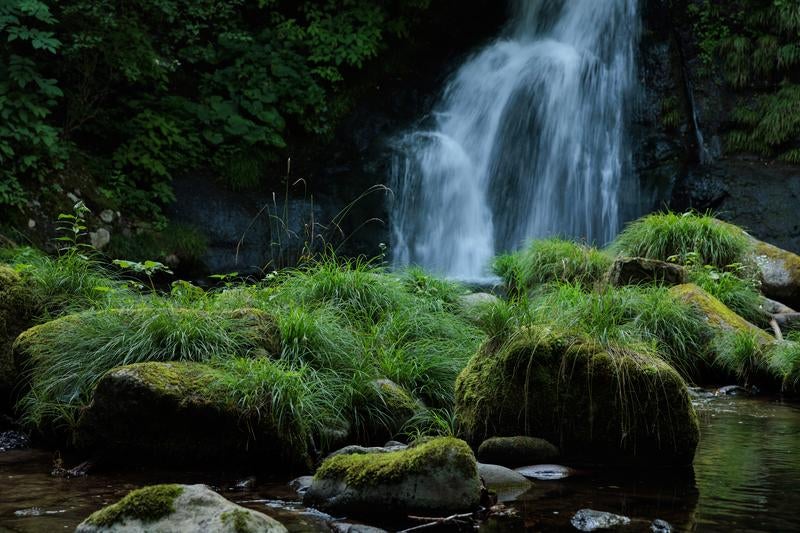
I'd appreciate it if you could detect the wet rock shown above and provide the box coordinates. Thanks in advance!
[607,257,687,287]
[90,228,111,250]
[99,210,115,223]
[570,509,631,531]
[75,361,309,469]
[477,463,532,503]
[455,327,700,466]
[650,518,672,532]
[514,464,574,481]
[304,437,481,517]
[76,484,286,532]
[233,476,257,491]
[477,436,559,467]
[687,387,714,399]
[0,430,29,452]
[289,476,313,496]
[715,385,750,397]
[384,440,405,447]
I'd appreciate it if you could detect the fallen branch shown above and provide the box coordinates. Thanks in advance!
[399,513,474,532]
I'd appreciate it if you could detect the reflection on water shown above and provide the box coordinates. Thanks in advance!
[1,394,798,532]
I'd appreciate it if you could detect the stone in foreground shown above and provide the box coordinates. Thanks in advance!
[571,509,631,531]
[477,436,559,467]
[75,484,286,533]
[304,437,481,516]
[455,327,699,466]
[76,361,308,469]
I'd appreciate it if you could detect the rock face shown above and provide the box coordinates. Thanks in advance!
[477,436,559,468]
[454,328,699,466]
[76,362,309,469]
[752,240,800,309]
[0,265,34,410]
[606,257,687,287]
[76,484,286,533]
[304,437,481,516]
[669,284,773,344]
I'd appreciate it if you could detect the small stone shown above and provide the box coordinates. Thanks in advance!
[27,218,36,229]
[477,436,559,467]
[715,385,750,396]
[477,463,532,503]
[330,523,388,533]
[289,476,313,496]
[100,210,115,223]
[233,476,257,490]
[0,430,29,452]
[90,228,111,250]
[650,518,672,532]
[570,509,631,531]
[515,464,574,481]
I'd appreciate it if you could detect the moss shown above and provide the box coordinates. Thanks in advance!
[477,436,559,467]
[669,284,772,342]
[454,327,700,466]
[221,509,255,533]
[0,264,36,406]
[314,437,477,487]
[86,484,184,527]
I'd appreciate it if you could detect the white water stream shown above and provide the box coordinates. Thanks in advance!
[390,0,641,279]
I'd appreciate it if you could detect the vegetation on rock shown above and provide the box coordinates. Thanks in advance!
[85,484,183,527]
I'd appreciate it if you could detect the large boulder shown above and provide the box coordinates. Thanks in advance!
[0,265,34,410]
[669,284,773,344]
[76,484,286,533]
[76,361,309,469]
[454,328,699,466]
[304,437,481,516]
[606,257,687,287]
[752,240,800,309]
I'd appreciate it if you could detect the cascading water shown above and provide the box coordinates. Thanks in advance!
[390,0,641,280]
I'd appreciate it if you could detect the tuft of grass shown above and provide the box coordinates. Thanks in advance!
[712,330,770,384]
[494,238,611,296]
[688,265,769,327]
[612,211,752,269]
[86,484,183,527]
[527,283,711,379]
[766,332,800,391]
[16,307,269,430]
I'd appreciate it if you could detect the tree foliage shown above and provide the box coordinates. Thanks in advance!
[0,0,432,219]
[687,0,800,161]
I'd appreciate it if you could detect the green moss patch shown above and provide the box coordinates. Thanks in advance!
[454,327,700,466]
[86,484,183,527]
[315,437,476,487]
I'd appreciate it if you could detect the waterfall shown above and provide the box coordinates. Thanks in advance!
[389,0,641,280]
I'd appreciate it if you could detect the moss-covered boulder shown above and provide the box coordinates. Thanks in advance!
[454,328,699,466]
[477,436,559,468]
[753,240,800,309]
[669,284,773,343]
[303,437,481,516]
[0,265,35,410]
[76,361,309,469]
[606,257,687,287]
[76,484,286,533]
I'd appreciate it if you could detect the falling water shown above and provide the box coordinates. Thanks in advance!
[390,0,641,279]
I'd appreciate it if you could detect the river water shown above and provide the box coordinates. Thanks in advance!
[1,394,798,532]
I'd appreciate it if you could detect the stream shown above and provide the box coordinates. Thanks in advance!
[1,393,798,532]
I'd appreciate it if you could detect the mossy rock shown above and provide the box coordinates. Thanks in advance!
[304,437,481,516]
[477,436,560,468]
[0,265,35,411]
[606,257,687,287]
[669,284,773,343]
[75,361,309,469]
[76,484,287,533]
[454,328,699,466]
[753,240,800,309]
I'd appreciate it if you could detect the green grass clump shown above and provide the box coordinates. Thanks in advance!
[86,484,183,527]
[612,212,752,269]
[766,332,800,391]
[494,238,611,295]
[527,283,710,379]
[712,330,770,383]
[16,307,270,430]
